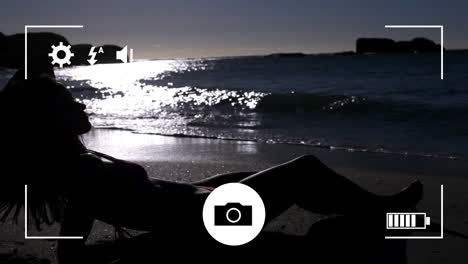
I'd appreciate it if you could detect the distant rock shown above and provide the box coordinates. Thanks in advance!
[70,44,93,65]
[407,37,440,52]
[394,40,413,53]
[0,32,69,69]
[0,32,124,69]
[266,52,307,58]
[71,44,124,65]
[356,38,396,54]
[329,51,355,56]
[0,32,5,56]
[356,37,441,54]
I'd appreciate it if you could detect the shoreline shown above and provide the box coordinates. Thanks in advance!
[85,128,468,178]
[91,127,468,163]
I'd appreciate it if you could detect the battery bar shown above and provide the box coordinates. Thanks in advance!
[386,213,431,229]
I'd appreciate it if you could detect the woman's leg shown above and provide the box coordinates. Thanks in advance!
[192,171,256,187]
[237,155,422,222]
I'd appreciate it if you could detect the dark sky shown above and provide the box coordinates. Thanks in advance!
[1,0,467,58]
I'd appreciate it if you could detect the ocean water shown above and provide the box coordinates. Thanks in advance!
[1,51,468,160]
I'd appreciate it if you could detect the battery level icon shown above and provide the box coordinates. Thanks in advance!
[386,213,431,230]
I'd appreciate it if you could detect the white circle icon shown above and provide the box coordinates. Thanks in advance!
[202,183,266,246]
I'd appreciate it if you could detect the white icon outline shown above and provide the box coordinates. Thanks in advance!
[202,183,266,246]
[20,24,445,242]
[386,212,431,230]
[48,42,74,68]
[385,25,444,80]
[24,25,83,80]
[385,185,443,240]
[116,45,134,63]
[226,208,242,224]
[23,24,84,239]
[87,46,98,65]
[383,24,444,239]
[24,185,83,240]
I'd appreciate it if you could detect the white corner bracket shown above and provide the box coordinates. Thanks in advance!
[24,25,84,240]
[385,25,444,80]
[24,185,83,240]
[24,25,84,80]
[385,185,444,240]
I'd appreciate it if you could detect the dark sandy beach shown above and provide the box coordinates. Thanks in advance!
[1,129,467,263]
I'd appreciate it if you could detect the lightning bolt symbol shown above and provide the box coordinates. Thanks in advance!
[88,46,98,65]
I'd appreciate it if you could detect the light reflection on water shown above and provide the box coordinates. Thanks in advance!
[55,60,266,134]
[2,54,468,160]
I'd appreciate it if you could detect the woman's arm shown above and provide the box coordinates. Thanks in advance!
[192,171,257,187]
[86,150,125,163]
[57,199,95,264]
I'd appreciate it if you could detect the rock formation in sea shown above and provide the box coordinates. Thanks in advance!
[356,37,441,54]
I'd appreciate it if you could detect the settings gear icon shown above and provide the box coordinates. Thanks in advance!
[48,42,74,68]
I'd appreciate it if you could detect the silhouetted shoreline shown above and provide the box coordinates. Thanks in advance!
[1,32,462,69]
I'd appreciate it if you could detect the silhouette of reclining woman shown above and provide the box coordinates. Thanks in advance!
[0,66,422,263]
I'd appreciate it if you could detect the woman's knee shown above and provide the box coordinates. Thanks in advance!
[284,155,323,181]
[291,154,321,166]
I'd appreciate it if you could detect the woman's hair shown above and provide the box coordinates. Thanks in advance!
[0,69,86,230]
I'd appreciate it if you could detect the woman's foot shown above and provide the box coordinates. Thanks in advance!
[385,180,423,211]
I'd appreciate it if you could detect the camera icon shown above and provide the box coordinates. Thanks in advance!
[202,183,266,246]
[214,203,252,226]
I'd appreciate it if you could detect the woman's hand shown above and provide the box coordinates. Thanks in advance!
[86,150,123,163]
[58,199,94,264]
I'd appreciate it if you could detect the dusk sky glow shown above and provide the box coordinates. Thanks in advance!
[2,0,467,58]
